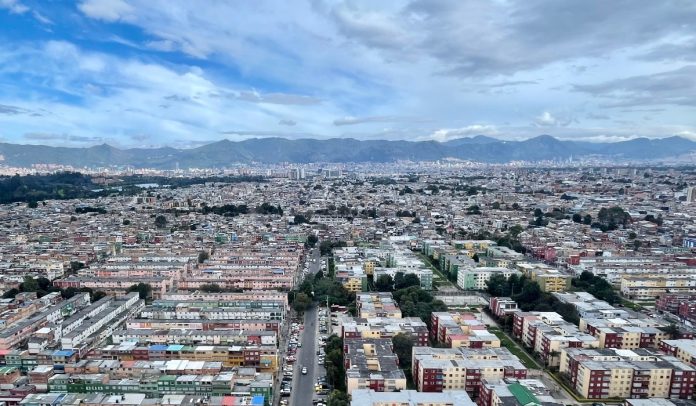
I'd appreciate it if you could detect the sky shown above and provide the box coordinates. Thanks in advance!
[1,0,696,148]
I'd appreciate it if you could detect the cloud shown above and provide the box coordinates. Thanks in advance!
[23,133,104,143]
[586,113,610,120]
[78,0,134,22]
[573,66,696,107]
[426,125,498,142]
[0,0,28,14]
[0,104,31,115]
[533,111,575,127]
[32,10,53,24]
[235,91,321,106]
[333,116,423,126]
[278,119,296,126]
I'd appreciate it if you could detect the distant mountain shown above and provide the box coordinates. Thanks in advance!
[0,135,695,168]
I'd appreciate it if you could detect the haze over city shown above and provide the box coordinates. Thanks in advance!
[1,1,696,148]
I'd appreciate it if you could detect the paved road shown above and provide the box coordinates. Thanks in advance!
[291,306,319,406]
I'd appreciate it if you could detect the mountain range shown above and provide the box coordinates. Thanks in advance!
[0,135,694,168]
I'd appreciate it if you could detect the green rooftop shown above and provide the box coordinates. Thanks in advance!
[508,383,541,406]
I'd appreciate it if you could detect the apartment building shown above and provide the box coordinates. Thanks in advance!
[560,347,696,399]
[0,293,90,350]
[478,378,562,406]
[580,318,669,349]
[350,389,475,406]
[621,274,696,301]
[88,343,278,372]
[457,267,521,291]
[356,293,402,319]
[412,347,527,396]
[430,312,500,349]
[127,318,281,332]
[344,338,406,395]
[489,297,519,318]
[111,329,277,346]
[554,291,629,320]
[61,293,143,350]
[512,312,598,367]
[660,340,696,365]
[340,316,428,346]
[516,262,572,293]
[54,276,173,299]
[656,294,696,315]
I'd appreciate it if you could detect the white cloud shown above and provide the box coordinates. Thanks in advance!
[534,111,557,127]
[78,0,134,22]
[0,0,28,14]
[426,125,498,142]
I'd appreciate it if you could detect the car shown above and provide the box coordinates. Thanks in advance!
[302,367,308,375]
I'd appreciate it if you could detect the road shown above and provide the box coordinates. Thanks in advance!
[291,305,319,406]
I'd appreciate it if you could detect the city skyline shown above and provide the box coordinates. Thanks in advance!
[1,1,696,147]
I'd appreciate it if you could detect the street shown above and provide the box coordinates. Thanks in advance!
[291,306,321,406]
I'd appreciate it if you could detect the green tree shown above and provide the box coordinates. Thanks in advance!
[392,334,414,369]
[293,293,312,313]
[583,214,592,225]
[327,390,350,406]
[395,273,420,290]
[200,283,221,292]
[127,283,152,300]
[375,274,394,292]
[486,273,509,296]
[92,291,107,302]
[306,234,318,248]
[20,276,39,292]
[2,288,19,299]
[27,200,38,209]
[154,215,168,228]
[197,250,210,264]
[69,261,85,274]
[572,213,582,223]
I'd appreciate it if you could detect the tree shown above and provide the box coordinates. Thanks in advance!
[92,291,107,302]
[583,214,592,225]
[306,234,318,248]
[197,251,210,264]
[572,213,582,223]
[127,283,152,300]
[200,283,222,293]
[27,200,38,209]
[628,232,637,240]
[327,390,350,406]
[293,293,312,313]
[154,215,167,229]
[486,273,509,296]
[69,261,85,275]
[61,287,80,299]
[661,324,680,339]
[395,273,420,290]
[2,288,19,299]
[392,334,414,369]
[375,274,394,292]
[20,276,39,293]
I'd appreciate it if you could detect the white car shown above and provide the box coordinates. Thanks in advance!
[302,367,308,375]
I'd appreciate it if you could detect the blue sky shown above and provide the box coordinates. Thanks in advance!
[1,0,696,148]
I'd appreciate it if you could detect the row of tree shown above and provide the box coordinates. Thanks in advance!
[374,272,421,292]
[486,274,580,324]
[2,275,106,303]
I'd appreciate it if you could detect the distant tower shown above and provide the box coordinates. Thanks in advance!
[687,187,696,204]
